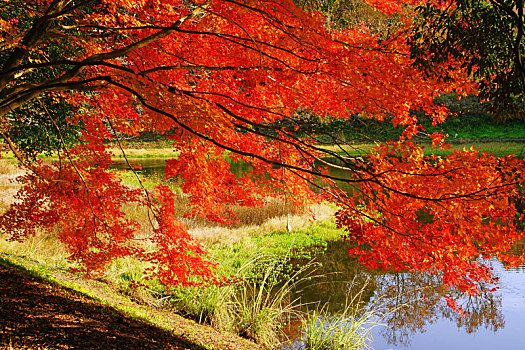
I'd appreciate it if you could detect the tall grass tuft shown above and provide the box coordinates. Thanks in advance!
[229,255,305,347]
[299,280,387,350]
[168,254,322,349]
[169,283,236,330]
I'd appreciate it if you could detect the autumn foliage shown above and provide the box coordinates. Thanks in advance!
[0,0,523,303]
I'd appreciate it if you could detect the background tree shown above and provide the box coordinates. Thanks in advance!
[410,0,525,120]
[294,0,402,32]
[0,0,523,306]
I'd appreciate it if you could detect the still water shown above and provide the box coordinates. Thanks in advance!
[282,241,525,350]
[120,158,525,350]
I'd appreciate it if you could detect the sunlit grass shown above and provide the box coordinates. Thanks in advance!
[322,141,525,157]
[108,146,179,159]
[0,145,178,160]
[421,141,525,157]
[0,233,70,270]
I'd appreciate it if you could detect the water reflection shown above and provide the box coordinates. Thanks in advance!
[375,272,503,347]
[112,158,167,177]
[286,242,513,349]
[113,157,255,184]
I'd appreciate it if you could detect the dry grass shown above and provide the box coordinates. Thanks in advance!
[0,160,23,212]
[120,196,336,252]
[0,157,336,249]
[118,176,337,248]
[108,146,178,159]
[188,201,336,248]
[1,146,177,161]
[0,161,69,268]
[0,233,69,269]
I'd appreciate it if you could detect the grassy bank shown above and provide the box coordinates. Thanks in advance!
[0,255,261,350]
[322,140,525,157]
[0,159,367,349]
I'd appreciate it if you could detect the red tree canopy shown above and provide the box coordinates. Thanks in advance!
[0,0,523,303]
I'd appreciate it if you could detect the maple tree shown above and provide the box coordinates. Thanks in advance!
[0,0,523,307]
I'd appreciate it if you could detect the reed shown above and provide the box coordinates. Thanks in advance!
[299,279,387,350]
[228,255,300,347]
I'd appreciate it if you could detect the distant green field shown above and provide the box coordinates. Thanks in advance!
[421,141,525,157]
[323,141,525,158]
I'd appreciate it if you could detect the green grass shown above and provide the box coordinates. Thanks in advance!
[201,216,345,279]
[420,141,525,157]
[323,141,525,158]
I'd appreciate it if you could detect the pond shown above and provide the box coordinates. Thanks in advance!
[119,158,525,349]
[284,241,525,350]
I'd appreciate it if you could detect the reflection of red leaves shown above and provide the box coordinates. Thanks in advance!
[445,297,467,317]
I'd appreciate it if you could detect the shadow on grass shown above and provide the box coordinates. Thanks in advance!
[0,262,205,350]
